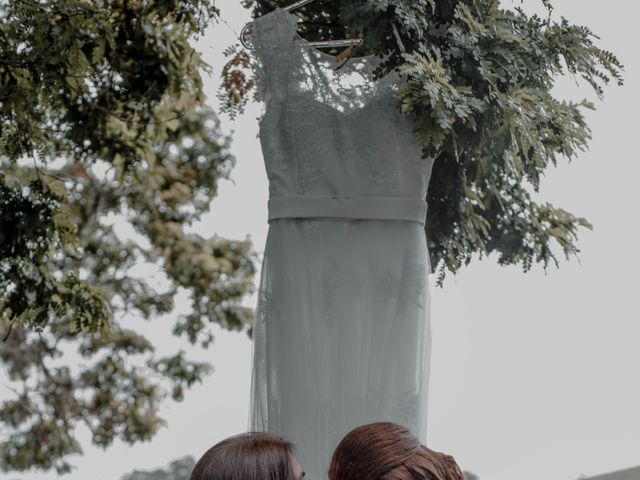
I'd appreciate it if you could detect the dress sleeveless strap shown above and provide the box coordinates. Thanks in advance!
[249,8,299,105]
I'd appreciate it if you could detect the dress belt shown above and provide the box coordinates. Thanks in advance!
[268,195,428,225]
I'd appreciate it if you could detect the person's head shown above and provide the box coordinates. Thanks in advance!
[328,422,464,480]
[189,431,305,480]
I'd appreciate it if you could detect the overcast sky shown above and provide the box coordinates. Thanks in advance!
[5,1,639,480]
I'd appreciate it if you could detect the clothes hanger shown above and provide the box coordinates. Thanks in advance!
[239,0,363,52]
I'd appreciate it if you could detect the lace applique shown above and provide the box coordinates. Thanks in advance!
[379,266,400,303]
[257,286,269,324]
[393,388,420,425]
[298,218,323,235]
[361,98,402,195]
[298,160,327,193]
[399,257,428,309]
[369,155,399,191]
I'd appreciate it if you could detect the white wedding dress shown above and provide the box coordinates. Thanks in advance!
[248,8,435,479]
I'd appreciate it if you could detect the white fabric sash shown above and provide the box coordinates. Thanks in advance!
[268,195,428,225]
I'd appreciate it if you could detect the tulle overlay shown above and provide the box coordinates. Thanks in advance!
[248,7,435,479]
[250,219,431,477]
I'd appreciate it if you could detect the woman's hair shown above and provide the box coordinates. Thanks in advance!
[189,431,296,480]
[328,422,465,480]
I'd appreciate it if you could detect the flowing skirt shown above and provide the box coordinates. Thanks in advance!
[250,217,431,479]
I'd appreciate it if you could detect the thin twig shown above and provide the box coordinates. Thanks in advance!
[2,320,15,342]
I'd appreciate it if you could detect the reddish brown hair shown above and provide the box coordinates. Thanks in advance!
[189,432,295,480]
[328,422,465,480]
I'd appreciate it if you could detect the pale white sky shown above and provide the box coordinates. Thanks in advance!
[5,1,639,480]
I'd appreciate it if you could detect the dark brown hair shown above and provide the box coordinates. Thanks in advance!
[328,422,465,480]
[189,432,296,480]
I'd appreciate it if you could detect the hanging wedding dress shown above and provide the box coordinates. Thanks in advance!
[248,8,435,479]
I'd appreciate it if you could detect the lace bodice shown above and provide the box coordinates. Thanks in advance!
[250,8,434,224]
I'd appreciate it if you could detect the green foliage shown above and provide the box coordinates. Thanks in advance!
[389,0,621,284]
[230,0,623,285]
[120,456,196,480]
[0,172,108,335]
[0,0,255,474]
